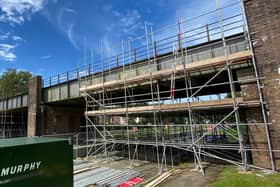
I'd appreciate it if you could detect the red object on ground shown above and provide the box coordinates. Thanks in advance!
[119,177,144,187]
[119,183,130,187]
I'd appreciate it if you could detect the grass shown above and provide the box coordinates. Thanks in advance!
[210,166,280,187]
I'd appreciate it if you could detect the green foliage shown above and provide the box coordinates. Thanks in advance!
[0,69,32,98]
[210,166,280,187]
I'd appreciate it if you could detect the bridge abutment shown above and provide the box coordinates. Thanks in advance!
[41,106,83,135]
[27,76,42,137]
[244,0,280,170]
[237,68,271,169]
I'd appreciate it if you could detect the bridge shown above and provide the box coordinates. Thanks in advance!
[0,33,251,137]
[1,0,280,172]
[0,33,248,109]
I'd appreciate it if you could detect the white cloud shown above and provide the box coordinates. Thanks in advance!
[0,32,23,42]
[40,55,52,60]
[64,8,76,14]
[112,11,121,17]
[112,9,142,35]
[52,6,79,50]
[0,32,23,62]
[0,0,46,25]
[41,5,79,50]
[0,43,16,61]
[0,32,10,40]
[67,23,79,50]
[120,10,141,27]
[12,35,23,41]
[103,4,112,12]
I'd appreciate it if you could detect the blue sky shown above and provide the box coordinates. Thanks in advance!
[0,0,241,80]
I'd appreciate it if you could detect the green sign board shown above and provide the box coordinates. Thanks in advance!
[0,137,73,187]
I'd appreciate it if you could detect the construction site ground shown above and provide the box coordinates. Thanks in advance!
[160,164,280,187]
[74,155,161,186]
[160,164,225,187]
[75,155,226,187]
[86,156,160,180]
[74,156,280,187]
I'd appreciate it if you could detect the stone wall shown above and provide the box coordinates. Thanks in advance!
[27,76,42,137]
[41,106,83,135]
[244,0,280,170]
[237,67,271,169]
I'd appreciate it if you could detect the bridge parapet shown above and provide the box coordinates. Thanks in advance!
[0,94,28,111]
[43,81,80,102]
[0,34,249,106]
[80,35,250,92]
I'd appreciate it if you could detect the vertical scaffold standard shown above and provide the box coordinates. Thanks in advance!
[79,0,276,173]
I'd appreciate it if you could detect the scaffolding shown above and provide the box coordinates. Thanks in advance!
[0,91,27,138]
[79,0,277,173]
[0,106,27,138]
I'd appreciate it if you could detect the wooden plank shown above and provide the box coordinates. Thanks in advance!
[85,97,260,116]
[145,172,172,187]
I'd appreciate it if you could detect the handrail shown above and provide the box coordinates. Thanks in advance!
[43,12,245,88]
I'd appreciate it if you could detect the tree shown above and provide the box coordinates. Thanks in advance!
[0,69,32,99]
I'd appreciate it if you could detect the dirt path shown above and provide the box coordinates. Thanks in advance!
[159,164,225,187]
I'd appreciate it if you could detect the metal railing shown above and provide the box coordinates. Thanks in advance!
[43,13,245,88]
